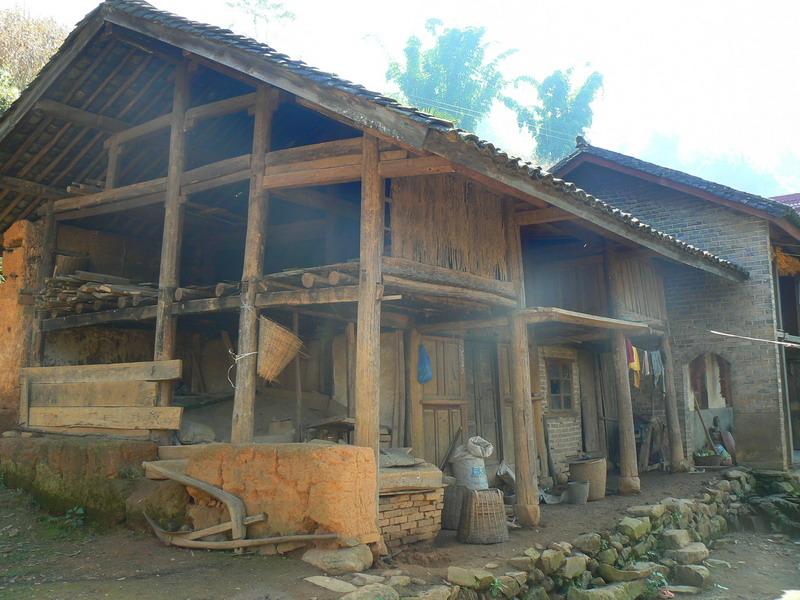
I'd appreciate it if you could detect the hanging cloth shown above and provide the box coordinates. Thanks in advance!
[625,339,635,363]
[650,350,665,386]
[628,345,641,388]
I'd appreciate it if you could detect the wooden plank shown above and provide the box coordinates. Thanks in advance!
[41,304,159,331]
[418,317,508,335]
[382,256,516,299]
[51,177,167,214]
[406,328,424,457]
[22,360,182,384]
[519,306,650,332]
[106,112,172,148]
[29,406,183,430]
[516,207,573,226]
[36,98,129,133]
[28,380,157,407]
[354,134,383,461]
[231,85,279,444]
[378,155,454,178]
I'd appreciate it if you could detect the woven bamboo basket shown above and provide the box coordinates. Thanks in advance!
[457,488,508,544]
[257,316,302,382]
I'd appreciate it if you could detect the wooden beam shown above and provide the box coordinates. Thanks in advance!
[153,62,190,412]
[516,206,573,226]
[354,134,383,463]
[41,304,158,331]
[0,175,70,199]
[22,360,182,383]
[29,406,183,430]
[519,307,651,333]
[255,285,359,307]
[230,85,279,444]
[418,317,508,335]
[36,98,129,133]
[50,177,167,214]
[611,330,641,494]
[184,92,257,129]
[382,256,517,300]
[382,274,516,308]
[378,155,454,178]
[106,112,172,148]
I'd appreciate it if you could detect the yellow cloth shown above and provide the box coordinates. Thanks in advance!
[628,347,641,388]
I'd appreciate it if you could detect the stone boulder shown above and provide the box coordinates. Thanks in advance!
[560,555,589,579]
[596,563,654,582]
[662,529,691,549]
[626,504,666,520]
[446,566,494,591]
[305,575,358,593]
[673,564,711,588]
[302,544,373,575]
[340,583,400,600]
[616,516,650,541]
[537,549,566,574]
[665,542,709,565]
[566,580,646,600]
[572,533,602,555]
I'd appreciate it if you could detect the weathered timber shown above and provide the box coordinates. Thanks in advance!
[661,329,688,471]
[406,327,424,456]
[382,274,516,308]
[378,155,454,178]
[22,360,181,384]
[183,91,257,129]
[105,112,172,148]
[293,311,303,442]
[0,175,70,199]
[231,85,278,444]
[519,307,651,332]
[515,206,573,226]
[254,285,359,307]
[28,200,57,367]
[354,134,383,462]
[29,406,183,430]
[418,317,508,335]
[328,270,357,286]
[611,330,641,494]
[41,304,158,331]
[381,256,516,299]
[153,62,189,411]
[36,98,129,133]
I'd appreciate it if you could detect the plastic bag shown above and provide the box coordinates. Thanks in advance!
[417,344,433,384]
[466,435,494,458]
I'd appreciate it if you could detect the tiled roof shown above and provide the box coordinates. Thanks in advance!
[553,142,800,228]
[0,0,748,280]
[772,193,800,211]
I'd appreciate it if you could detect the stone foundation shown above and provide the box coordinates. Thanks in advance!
[378,487,444,551]
[0,434,157,525]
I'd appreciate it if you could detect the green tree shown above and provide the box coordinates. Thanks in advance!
[387,20,514,132]
[0,7,66,108]
[226,0,294,41]
[504,69,603,164]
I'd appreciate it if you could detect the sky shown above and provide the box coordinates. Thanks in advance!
[7,0,800,197]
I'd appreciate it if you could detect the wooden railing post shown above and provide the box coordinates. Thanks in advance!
[354,134,383,461]
[611,330,641,493]
[230,85,278,444]
[28,198,57,369]
[153,62,189,412]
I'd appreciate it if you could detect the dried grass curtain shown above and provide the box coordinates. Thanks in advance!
[391,174,509,281]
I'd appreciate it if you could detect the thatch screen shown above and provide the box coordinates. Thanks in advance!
[390,174,509,281]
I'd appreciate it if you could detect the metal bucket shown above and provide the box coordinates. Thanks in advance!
[564,480,590,505]
[569,457,607,501]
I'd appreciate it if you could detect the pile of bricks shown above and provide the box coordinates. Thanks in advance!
[378,487,444,550]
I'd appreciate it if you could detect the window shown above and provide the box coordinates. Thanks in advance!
[689,353,732,409]
[547,359,574,411]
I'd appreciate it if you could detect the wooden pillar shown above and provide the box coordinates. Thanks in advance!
[28,199,57,368]
[293,310,303,442]
[661,331,688,471]
[530,342,549,478]
[105,141,121,190]
[353,134,383,461]
[154,63,190,411]
[611,330,641,494]
[504,202,540,525]
[509,313,540,525]
[230,85,278,444]
[406,326,424,456]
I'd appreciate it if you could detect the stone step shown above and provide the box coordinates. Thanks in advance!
[143,459,188,479]
[157,443,223,460]
[665,542,710,565]
[662,528,692,549]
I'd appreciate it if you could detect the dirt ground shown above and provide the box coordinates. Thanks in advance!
[1,470,798,599]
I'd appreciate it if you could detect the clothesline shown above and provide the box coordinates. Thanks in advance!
[709,330,800,349]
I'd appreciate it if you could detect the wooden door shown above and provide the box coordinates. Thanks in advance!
[465,341,502,464]
[419,336,467,466]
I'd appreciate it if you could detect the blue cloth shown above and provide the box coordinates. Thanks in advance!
[417,344,433,384]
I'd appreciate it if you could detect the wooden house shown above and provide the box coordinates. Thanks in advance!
[0,0,749,531]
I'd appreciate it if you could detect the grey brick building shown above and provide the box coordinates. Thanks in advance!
[553,142,800,469]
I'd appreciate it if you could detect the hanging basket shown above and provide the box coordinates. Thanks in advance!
[257,316,302,382]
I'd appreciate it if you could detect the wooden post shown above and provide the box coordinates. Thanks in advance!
[504,201,540,526]
[611,330,641,494]
[293,310,303,442]
[154,63,190,412]
[28,199,57,369]
[105,141,121,189]
[230,85,278,444]
[406,326,424,455]
[529,341,549,479]
[354,134,383,462]
[661,331,688,472]
[509,313,540,526]
[346,321,356,418]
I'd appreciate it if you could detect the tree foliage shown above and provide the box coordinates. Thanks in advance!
[226,0,294,41]
[387,20,514,132]
[0,7,66,112]
[504,69,603,164]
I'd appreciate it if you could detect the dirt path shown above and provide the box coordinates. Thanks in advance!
[1,472,798,599]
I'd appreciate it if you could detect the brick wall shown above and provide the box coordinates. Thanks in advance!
[538,346,583,473]
[378,488,444,550]
[567,164,788,469]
